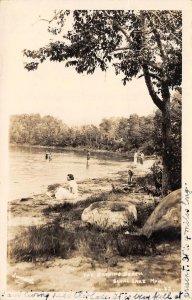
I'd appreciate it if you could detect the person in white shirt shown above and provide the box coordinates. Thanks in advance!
[133,151,138,165]
[55,174,78,200]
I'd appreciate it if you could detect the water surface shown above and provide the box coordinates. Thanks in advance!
[9,145,131,200]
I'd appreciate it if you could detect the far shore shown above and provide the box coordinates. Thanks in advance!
[9,143,157,159]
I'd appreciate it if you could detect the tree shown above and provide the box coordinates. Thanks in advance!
[24,10,182,195]
[153,90,182,190]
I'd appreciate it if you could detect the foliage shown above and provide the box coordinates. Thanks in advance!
[10,113,155,154]
[9,114,68,146]
[153,90,182,189]
[150,160,163,189]
[23,10,182,94]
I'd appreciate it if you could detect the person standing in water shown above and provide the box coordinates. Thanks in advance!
[133,151,138,166]
[48,152,52,161]
[45,151,49,160]
[87,150,91,161]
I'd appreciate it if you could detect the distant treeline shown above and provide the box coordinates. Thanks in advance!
[10,113,155,153]
[9,92,181,157]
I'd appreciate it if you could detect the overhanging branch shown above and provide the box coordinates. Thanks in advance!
[138,72,161,81]
[142,64,164,111]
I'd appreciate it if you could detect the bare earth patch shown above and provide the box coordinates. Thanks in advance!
[7,243,180,292]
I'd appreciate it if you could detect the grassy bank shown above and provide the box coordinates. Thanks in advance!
[8,185,179,264]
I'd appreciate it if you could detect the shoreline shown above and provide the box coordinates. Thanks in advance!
[9,143,156,159]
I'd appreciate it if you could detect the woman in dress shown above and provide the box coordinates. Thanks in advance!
[55,174,78,200]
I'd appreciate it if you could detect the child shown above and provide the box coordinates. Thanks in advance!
[128,169,134,184]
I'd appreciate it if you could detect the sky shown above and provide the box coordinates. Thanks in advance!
[0,0,159,126]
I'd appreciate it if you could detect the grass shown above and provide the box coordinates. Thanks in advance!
[8,175,180,264]
[8,222,76,262]
[8,191,159,264]
[10,219,178,264]
[9,192,116,263]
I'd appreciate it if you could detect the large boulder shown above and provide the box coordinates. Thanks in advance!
[81,201,137,230]
[141,189,181,238]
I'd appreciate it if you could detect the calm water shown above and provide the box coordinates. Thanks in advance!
[9,145,131,201]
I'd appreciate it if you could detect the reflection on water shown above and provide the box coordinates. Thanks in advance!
[9,145,131,201]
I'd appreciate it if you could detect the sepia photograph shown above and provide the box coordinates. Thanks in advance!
[0,0,191,298]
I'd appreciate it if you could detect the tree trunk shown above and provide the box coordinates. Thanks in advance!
[143,64,173,196]
[161,84,172,196]
[141,11,174,196]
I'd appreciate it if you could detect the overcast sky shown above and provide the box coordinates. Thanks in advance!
[0,1,160,126]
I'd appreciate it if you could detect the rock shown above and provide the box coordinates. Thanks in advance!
[141,189,181,238]
[81,201,137,230]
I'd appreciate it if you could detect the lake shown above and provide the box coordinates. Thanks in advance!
[9,145,132,201]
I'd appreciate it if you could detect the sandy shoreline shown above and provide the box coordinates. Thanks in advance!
[7,160,181,292]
